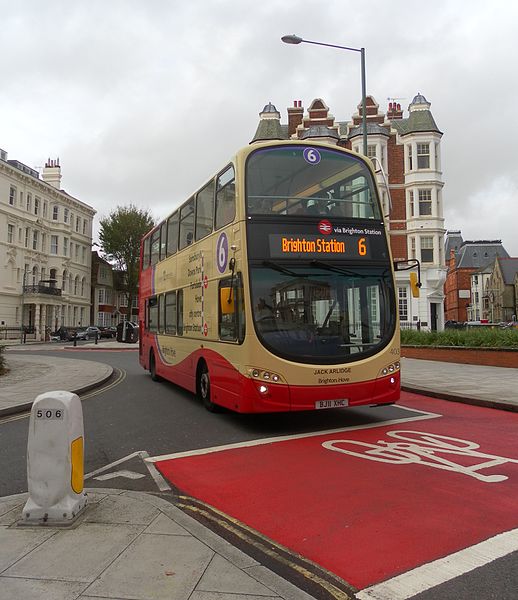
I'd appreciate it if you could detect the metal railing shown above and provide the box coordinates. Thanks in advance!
[23,284,62,296]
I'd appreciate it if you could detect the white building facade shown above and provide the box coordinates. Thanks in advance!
[0,150,95,340]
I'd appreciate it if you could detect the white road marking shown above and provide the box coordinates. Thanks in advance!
[94,469,145,481]
[147,405,441,463]
[356,528,518,599]
[85,450,171,491]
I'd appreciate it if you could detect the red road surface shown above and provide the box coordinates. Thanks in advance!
[154,392,518,589]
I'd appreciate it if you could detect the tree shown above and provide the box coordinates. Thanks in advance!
[98,205,155,321]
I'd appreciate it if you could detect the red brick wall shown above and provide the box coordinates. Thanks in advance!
[402,346,518,368]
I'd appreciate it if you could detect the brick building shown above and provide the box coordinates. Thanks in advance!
[444,230,509,322]
[252,94,447,329]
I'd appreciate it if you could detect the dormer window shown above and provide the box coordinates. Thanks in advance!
[417,143,430,169]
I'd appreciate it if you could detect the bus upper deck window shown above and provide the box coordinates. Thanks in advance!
[215,165,235,230]
[179,199,195,250]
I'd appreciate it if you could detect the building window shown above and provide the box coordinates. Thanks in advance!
[34,197,40,215]
[418,189,432,216]
[410,237,416,260]
[53,206,59,220]
[398,288,408,321]
[407,145,413,170]
[421,236,434,263]
[24,228,30,248]
[409,190,414,217]
[26,193,32,212]
[42,200,47,218]
[51,235,58,254]
[9,186,16,205]
[7,224,14,243]
[32,230,39,250]
[63,237,69,256]
[64,208,69,223]
[119,293,128,307]
[83,220,87,234]
[417,143,430,169]
[98,288,111,304]
[41,233,46,252]
[366,145,376,159]
[76,216,80,232]
[82,247,86,263]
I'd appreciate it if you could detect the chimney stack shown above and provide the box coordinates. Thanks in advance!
[287,100,304,136]
[42,158,62,189]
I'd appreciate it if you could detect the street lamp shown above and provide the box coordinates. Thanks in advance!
[281,34,367,156]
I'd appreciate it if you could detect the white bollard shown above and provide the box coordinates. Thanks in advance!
[22,391,87,525]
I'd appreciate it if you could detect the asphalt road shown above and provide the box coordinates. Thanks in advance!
[2,348,517,600]
[0,347,408,497]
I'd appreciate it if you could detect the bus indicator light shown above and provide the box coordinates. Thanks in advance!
[203,322,208,336]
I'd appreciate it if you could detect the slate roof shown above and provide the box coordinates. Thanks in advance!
[445,230,464,259]
[250,119,286,143]
[497,257,518,284]
[391,109,442,135]
[348,122,390,139]
[455,241,509,269]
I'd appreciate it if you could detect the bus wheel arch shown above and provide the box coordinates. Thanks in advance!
[149,350,161,382]
[196,359,221,413]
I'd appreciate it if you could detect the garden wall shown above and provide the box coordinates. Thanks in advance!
[402,346,518,368]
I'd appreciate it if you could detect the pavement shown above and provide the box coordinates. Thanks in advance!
[1,338,517,600]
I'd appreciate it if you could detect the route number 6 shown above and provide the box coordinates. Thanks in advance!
[303,148,321,165]
[358,237,367,256]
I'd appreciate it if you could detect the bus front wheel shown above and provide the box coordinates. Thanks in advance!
[197,362,220,412]
[149,351,161,382]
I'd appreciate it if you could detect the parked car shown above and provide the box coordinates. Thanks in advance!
[98,326,117,338]
[50,326,74,341]
[73,326,101,340]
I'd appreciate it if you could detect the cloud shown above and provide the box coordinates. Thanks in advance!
[1,0,517,254]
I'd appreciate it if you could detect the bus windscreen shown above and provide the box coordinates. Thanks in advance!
[246,146,381,219]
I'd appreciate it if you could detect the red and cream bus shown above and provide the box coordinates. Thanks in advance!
[139,140,400,413]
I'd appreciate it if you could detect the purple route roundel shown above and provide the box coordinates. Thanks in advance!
[303,147,321,165]
[216,232,229,274]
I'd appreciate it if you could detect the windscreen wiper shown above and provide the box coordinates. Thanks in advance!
[262,260,305,278]
[310,260,361,277]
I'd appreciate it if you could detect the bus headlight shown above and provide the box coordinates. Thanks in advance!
[380,362,400,378]
[247,367,283,384]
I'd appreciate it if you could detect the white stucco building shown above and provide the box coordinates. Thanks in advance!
[0,150,95,340]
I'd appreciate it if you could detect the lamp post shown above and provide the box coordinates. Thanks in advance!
[281,34,367,156]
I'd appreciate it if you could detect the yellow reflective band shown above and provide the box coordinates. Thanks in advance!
[71,436,84,494]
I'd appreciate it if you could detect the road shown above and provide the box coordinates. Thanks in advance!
[1,347,517,600]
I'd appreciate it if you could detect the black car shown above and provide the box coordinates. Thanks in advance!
[99,326,117,339]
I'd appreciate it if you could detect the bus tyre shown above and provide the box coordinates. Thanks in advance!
[150,351,161,382]
[197,362,221,413]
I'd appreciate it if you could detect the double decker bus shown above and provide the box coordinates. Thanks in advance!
[139,140,400,413]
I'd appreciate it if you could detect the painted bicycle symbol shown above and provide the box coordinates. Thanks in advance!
[322,430,518,483]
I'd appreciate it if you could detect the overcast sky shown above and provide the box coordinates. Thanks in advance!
[2,0,517,255]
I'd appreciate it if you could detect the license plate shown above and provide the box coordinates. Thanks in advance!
[315,399,349,409]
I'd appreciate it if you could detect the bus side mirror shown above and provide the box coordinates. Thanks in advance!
[220,288,234,314]
[410,272,421,298]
